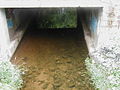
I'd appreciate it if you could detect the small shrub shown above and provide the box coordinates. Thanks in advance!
[0,61,23,90]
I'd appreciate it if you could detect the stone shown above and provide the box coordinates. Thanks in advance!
[42,82,49,89]
[67,80,75,88]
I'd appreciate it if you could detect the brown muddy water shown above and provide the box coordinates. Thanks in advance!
[11,29,94,90]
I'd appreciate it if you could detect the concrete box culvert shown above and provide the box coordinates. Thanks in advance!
[0,7,102,62]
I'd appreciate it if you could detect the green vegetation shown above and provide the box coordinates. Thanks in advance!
[85,25,120,90]
[85,51,120,90]
[37,8,77,28]
[0,61,23,90]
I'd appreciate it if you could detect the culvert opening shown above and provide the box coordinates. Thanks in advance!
[6,7,102,90]
[24,8,85,42]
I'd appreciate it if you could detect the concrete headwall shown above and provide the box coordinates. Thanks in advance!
[0,9,10,61]
[0,9,35,61]
[6,9,34,40]
[79,8,102,55]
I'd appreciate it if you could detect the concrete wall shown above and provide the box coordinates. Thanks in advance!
[0,9,10,61]
[6,9,34,41]
[79,7,102,55]
[8,9,36,61]
[0,9,35,61]
[0,0,103,8]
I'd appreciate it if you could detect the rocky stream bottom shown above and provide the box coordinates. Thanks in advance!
[11,29,95,90]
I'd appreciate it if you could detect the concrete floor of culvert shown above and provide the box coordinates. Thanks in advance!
[11,28,95,90]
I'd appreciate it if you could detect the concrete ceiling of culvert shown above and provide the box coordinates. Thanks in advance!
[0,0,103,8]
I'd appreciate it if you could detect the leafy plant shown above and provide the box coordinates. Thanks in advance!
[37,8,77,28]
[0,61,23,90]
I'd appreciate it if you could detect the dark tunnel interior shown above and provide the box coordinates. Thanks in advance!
[25,8,84,39]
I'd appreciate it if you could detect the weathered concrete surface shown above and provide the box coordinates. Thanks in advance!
[0,9,35,61]
[0,0,103,8]
[77,8,102,55]
[0,9,10,61]
[1,0,120,8]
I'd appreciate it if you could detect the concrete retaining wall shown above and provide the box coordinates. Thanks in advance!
[79,8,102,55]
[8,9,35,61]
[0,9,34,61]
